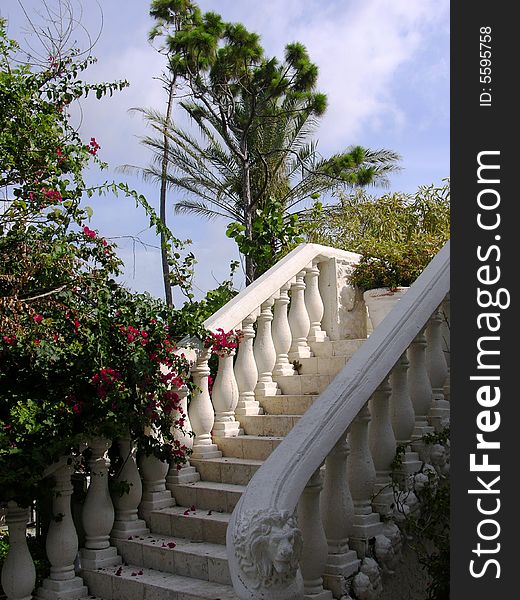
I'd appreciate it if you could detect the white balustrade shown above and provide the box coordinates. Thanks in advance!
[110,437,148,539]
[189,348,221,459]
[368,379,396,516]
[347,405,383,556]
[1,501,36,600]
[80,437,121,570]
[167,385,200,485]
[426,307,450,430]
[408,330,435,455]
[288,271,312,360]
[305,261,328,343]
[321,435,360,593]
[37,460,88,599]
[297,469,332,600]
[212,351,240,437]
[272,284,294,376]
[235,313,261,414]
[226,242,450,599]
[253,298,278,396]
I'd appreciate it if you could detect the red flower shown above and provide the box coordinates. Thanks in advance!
[87,137,101,156]
[83,226,96,239]
[33,314,43,323]
[41,188,63,202]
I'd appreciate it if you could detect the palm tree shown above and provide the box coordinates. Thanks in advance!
[132,94,401,281]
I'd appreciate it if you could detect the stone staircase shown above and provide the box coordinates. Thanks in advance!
[81,339,364,600]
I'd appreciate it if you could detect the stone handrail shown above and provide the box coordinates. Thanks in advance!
[226,241,450,599]
[204,243,361,333]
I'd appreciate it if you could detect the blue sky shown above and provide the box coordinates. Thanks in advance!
[2,0,449,301]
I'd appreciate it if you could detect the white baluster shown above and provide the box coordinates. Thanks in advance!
[254,298,278,396]
[321,435,360,594]
[212,351,240,437]
[305,260,328,343]
[298,469,333,600]
[80,437,121,570]
[390,354,414,445]
[189,348,222,459]
[110,437,148,539]
[390,353,422,482]
[138,448,175,524]
[37,460,88,599]
[272,284,294,376]
[235,313,261,414]
[288,271,312,360]
[347,406,383,557]
[408,331,435,456]
[426,308,450,430]
[441,294,451,402]
[369,379,396,516]
[1,502,35,600]
[167,385,200,485]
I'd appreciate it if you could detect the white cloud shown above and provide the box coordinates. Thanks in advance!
[198,0,449,151]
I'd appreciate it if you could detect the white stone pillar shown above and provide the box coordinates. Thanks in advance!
[305,261,328,343]
[36,461,88,599]
[167,385,200,485]
[441,295,451,402]
[212,352,240,437]
[189,348,221,459]
[298,469,333,600]
[288,271,312,360]
[426,308,450,430]
[321,435,360,597]
[110,437,149,540]
[347,406,383,557]
[80,438,121,570]
[408,331,435,456]
[389,353,422,481]
[368,379,396,516]
[272,284,294,376]
[138,451,175,524]
[254,298,278,396]
[1,502,36,600]
[235,313,261,414]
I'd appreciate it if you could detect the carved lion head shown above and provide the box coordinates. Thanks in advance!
[234,508,303,588]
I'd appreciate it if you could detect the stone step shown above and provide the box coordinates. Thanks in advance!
[191,456,263,485]
[82,563,237,600]
[310,338,365,358]
[238,414,300,437]
[259,394,318,415]
[274,372,331,395]
[215,434,284,460]
[168,480,245,513]
[293,355,348,376]
[112,533,231,585]
[151,506,230,545]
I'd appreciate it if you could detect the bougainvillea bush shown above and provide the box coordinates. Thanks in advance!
[0,18,201,507]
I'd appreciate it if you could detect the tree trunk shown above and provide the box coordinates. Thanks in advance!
[160,78,176,306]
[242,153,255,285]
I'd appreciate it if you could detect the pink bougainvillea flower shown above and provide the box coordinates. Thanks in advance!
[82,225,96,239]
[41,188,63,202]
[33,314,43,323]
[87,137,101,156]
